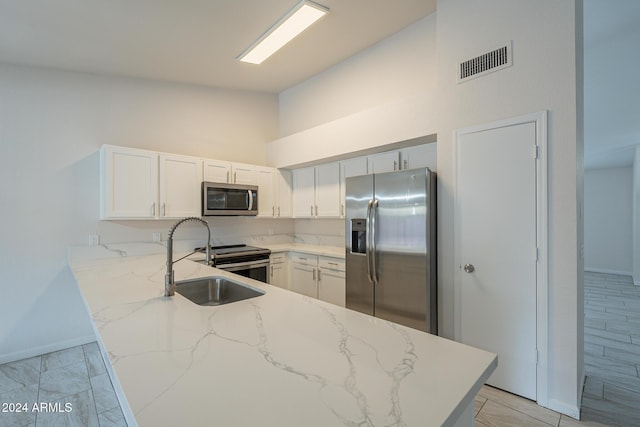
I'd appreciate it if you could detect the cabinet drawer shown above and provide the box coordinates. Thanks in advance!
[269,253,287,264]
[290,253,317,266]
[319,257,345,272]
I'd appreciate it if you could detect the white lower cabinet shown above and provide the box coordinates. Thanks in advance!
[289,253,318,298]
[288,252,345,307]
[269,252,289,289]
[318,257,346,307]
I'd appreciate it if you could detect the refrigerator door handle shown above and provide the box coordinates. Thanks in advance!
[366,199,374,284]
[370,199,379,284]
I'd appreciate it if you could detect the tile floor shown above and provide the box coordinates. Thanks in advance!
[1,272,638,427]
[0,342,126,427]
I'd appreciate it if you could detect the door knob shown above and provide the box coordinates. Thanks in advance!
[463,264,475,273]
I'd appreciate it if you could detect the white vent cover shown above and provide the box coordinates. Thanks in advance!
[458,41,512,83]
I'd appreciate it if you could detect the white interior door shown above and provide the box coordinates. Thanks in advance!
[457,121,538,400]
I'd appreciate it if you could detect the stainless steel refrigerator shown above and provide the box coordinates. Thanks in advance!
[345,168,437,334]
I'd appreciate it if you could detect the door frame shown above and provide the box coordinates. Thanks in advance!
[453,110,549,406]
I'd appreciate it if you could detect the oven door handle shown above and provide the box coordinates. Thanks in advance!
[216,260,270,271]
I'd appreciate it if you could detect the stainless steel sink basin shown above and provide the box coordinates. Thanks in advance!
[175,276,265,306]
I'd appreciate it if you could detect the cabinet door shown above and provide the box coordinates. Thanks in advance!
[315,162,341,217]
[269,262,288,289]
[159,154,203,218]
[231,163,257,185]
[293,167,315,218]
[340,157,368,217]
[256,167,276,217]
[275,170,293,218]
[318,269,346,307]
[101,145,158,219]
[290,263,317,298]
[368,151,400,174]
[400,143,437,171]
[203,159,231,183]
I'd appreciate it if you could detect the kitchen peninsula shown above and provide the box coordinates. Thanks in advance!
[69,244,496,427]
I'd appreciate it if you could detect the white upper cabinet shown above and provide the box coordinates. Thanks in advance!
[101,145,158,219]
[314,162,341,218]
[292,163,340,218]
[257,167,293,218]
[367,151,400,174]
[232,163,257,185]
[203,159,231,183]
[159,154,202,218]
[101,145,201,220]
[339,157,368,217]
[203,159,257,185]
[400,143,437,171]
[292,167,315,218]
[256,167,276,217]
[275,170,293,218]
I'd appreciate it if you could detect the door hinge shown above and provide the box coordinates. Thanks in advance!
[533,145,539,159]
[535,247,539,262]
[535,349,539,365]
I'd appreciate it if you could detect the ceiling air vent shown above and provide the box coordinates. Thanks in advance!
[458,41,512,83]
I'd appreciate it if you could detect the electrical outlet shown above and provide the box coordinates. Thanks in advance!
[152,232,161,242]
[89,234,100,246]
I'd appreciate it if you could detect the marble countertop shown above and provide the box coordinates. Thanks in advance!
[70,246,496,427]
[263,243,344,258]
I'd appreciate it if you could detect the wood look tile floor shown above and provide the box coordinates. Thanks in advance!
[2,272,638,426]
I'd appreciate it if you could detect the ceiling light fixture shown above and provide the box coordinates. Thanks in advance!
[238,0,329,65]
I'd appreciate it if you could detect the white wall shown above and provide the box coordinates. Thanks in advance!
[267,14,438,168]
[0,63,279,362]
[279,14,437,137]
[584,167,633,275]
[436,0,583,417]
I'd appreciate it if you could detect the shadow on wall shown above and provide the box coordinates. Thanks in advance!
[2,265,95,363]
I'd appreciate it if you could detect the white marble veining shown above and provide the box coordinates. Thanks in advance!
[70,247,496,427]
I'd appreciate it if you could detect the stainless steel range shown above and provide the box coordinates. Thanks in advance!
[195,244,271,284]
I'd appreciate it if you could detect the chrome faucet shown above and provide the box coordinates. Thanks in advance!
[165,217,211,297]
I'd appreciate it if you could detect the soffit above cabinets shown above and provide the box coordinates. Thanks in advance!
[0,0,436,93]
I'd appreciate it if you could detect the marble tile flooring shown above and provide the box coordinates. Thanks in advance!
[2,271,638,426]
[0,342,126,427]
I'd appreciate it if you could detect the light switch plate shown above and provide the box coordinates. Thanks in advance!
[89,234,100,246]
[152,232,161,242]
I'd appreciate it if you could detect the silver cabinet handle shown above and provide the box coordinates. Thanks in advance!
[234,172,237,183]
[312,268,316,281]
[161,203,166,217]
[270,265,274,277]
[315,205,318,216]
[226,171,230,183]
[151,203,155,216]
[272,206,275,217]
[310,205,313,216]
[317,269,321,281]
[278,206,281,217]
[404,160,408,170]
[341,204,344,217]
[393,160,398,171]
[464,264,475,273]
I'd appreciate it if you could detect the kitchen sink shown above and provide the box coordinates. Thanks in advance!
[175,276,265,306]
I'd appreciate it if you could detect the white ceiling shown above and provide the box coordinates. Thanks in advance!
[0,0,436,93]
[0,0,636,169]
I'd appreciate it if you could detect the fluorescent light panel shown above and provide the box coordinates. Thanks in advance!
[238,0,328,65]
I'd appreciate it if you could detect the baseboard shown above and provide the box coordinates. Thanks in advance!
[584,267,633,276]
[547,398,581,420]
[0,334,96,365]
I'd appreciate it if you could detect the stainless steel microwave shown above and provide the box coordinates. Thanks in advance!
[201,182,258,216]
